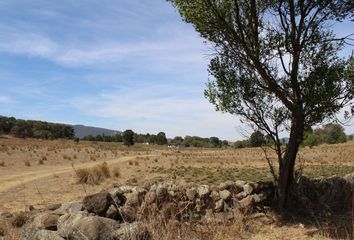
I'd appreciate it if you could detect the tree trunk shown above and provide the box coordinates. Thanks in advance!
[278,113,304,210]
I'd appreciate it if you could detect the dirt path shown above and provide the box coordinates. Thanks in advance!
[0,155,153,194]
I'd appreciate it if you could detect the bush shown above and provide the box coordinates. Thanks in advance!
[303,133,318,147]
[75,162,111,185]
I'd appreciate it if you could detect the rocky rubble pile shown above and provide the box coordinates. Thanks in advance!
[20,180,274,240]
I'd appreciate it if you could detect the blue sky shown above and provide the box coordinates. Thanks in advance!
[0,1,353,140]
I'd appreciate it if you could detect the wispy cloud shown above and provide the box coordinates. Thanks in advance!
[0,95,12,103]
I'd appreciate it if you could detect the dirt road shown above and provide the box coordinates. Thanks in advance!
[0,155,155,211]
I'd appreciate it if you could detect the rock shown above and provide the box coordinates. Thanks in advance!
[344,172,354,185]
[34,212,60,231]
[111,191,127,206]
[210,190,221,201]
[243,184,253,195]
[45,203,62,211]
[219,181,237,191]
[197,185,210,198]
[82,192,112,216]
[144,191,157,205]
[186,188,197,201]
[219,190,231,200]
[118,206,137,223]
[106,205,119,220]
[118,185,134,194]
[156,187,168,203]
[1,211,13,218]
[115,222,150,240]
[54,201,83,215]
[57,211,89,238]
[214,199,224,212]
[235,180,246,188]
[238,195,254,212]
[58,213,119,240]
[125,190,146,207]
[33,230,64,240]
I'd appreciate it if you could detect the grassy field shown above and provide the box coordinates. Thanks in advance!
[0,136,353,239]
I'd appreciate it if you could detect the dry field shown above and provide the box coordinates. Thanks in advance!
[0,136,354,239]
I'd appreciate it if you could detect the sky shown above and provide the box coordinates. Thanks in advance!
[0,0,353,140]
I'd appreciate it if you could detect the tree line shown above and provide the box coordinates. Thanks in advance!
[0,116,74,139]
[234,123,349,149]
[82,129,230,148]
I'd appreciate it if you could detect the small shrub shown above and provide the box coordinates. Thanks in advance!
[112,167,121,178]
[12,212,29,227]
[75,162,111,185]
[38,159,44,165]
[24,160,31,167]
[0,161,5,167]
[41,156,47,161]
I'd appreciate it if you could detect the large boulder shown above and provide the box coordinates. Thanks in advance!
[58,212,120,240]
[35,212,60,231]
[82,192,112,216]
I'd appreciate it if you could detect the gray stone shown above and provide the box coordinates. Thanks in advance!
[58,212,119,240]
[243,184,253,195]
[210,190,221,201]
[118,206,137,223]
[186,188,197,201]
[214,199,224,212]
[235,180,246,188]
[115,222,150,240]
[156,186,168,203]
[53,201,83,215]
[34,212,60,231]
[144,191,157,205]
[45,203,62,211]
[82,192,112,216]
[57,211,89,238]
[33,230,64,240]
[219,190,231,200]
[197,185,210,198]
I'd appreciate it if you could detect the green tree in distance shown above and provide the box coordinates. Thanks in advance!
[169,0,354,209]
[122,129,135,146]
[249,130,266,147]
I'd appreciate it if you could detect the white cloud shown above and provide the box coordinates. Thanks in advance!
[70,84,243,140]
[0,95,12,103]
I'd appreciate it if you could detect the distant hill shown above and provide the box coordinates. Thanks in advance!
[72,125,120,138]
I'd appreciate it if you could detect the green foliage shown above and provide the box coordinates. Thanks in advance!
[302,133,318,147]
[0,115,74,139]
[171,136,184,145]
[233,140,249,149]
[303,123,347,147]
[314,123,347,144]
[122,129,135,146]
[249,131,266,147]
[155,132,168,145]
[209,136,221,147]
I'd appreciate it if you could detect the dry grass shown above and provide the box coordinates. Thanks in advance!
[24,160,31,167]
[112,167,121,178]
[75,162,111,185]
[11,212,29,228]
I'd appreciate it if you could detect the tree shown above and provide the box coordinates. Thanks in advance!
[314,123,347,144]
[249,130,265,147]
[169,0,354,209]
[122,129,135,146]
[209,136,221,147]
[156,132,168,145]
